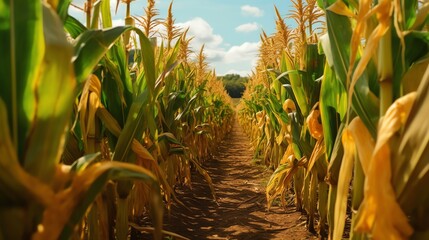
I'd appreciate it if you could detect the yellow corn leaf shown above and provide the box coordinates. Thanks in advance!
[348,1,391,107]
[348,117,374,175]
[132,139,157,163]
[46,0,59,9]
[276,123,288,145]
[78,74,102,151]
[280,145,294,164]
[97,107,156,164]
[188,156,218,201]
[97,106,122,137]
[347,0,372,88]
[132,139,188,209]
[333,126,356,240]
[402,54,429,94]
[256,110,265,129]
[306,138,325,175]
[0,99,55,207]
[327,0,356,18]
[266,154,299,209]
[33,162,158,240]
[355,92,416,240]
[331,117,373,240]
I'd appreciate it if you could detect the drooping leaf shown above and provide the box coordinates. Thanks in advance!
[73,26,133,84]
[64,15,86,38]
[38,162,162,240]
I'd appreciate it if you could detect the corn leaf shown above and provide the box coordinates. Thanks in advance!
[64,15,86,38]
[133,27,157,97]
[113,89,150,162]
[333,125,355,240]
[56,0,71,22]
[320,62,346,159]
[355,92,416,239]
[323,4,379,136]
[391,30,429,99]
[23,3,76,182]
[0,0,44,160]
[101,0,112,28]
[394,68,429,231]
[73,26,133,84]
[69,153,101,172]
[283,51,309,116]
[0,99,55,207]
[35,162,162,240]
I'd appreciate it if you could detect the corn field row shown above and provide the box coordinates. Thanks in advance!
[238,0,429,239]
[0,0,233,239]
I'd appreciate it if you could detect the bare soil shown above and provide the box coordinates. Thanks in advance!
[142,120,317,240]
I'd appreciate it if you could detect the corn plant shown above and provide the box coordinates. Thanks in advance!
[319,0,429,239]
[1,0,233,239]
[239,0,328,236]
[241,0,429,239]
[70,0,233,238]
[0,1,163,240]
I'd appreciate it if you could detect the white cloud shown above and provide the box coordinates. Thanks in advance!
[176,17,223,49]
[241,5,263,17]
[172,18,260,77]
[224,42,260,64]
[235,22,259,33]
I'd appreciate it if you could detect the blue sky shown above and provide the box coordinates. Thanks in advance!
[69,0,295,76]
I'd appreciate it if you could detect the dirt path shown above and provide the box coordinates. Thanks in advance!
[157,120,316,239]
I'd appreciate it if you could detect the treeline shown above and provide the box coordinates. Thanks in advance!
[217,74,248,98]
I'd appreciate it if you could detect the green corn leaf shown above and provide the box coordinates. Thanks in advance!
[267,93,290,124]
[90,0,101,29]
[102,53,131,133]
[56,0,72,22]
[23,3,76,181]
[0,0,44,160]
[324,6,379,136]
[320,62,347,159]
[391,30,429,99]
[64,15,86,38]
[70,153,101,172]
[283,51,309,116]
[101,0,113,28]
[133,27,156,98]
[102,41,134,135]
[73,26,133,84]
[404,0,419,29]
[159,132,182,146]
[113,89,150,162]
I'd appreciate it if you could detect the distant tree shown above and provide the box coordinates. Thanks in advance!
[222,73,241,81]
[217,74,248,98]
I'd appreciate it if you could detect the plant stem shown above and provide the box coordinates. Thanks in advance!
[379,27,393,116]
[86,0,92,28]
[116,197,129,240]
